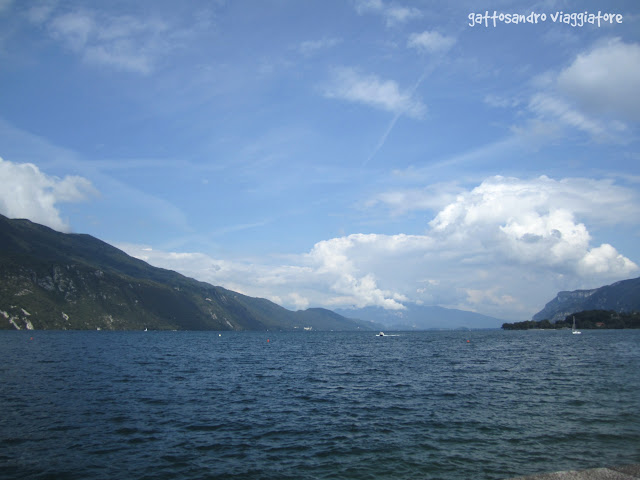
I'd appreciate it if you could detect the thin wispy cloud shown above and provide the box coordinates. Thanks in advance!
[528,93,609,137]
[384,5,422,26]
[298,37,342,56]
[324,67,426,119]
[364,69,428,165]
[323,66,427,166]
[28,6,179,74]
[354,0,421,26]
[407,31,456,54]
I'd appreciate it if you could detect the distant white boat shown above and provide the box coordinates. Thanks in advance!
[378,332,385,336]
[572,317,581,335]
[144,327,148,332]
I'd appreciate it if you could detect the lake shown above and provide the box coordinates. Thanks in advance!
[1,329,639,479]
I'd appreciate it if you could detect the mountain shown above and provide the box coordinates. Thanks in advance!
[334,304,503,330]
[532,277,640,322]
[0,214,373,331]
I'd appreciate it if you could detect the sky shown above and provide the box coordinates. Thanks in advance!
[1,0,639,323]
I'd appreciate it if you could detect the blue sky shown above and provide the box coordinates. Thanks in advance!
[1,0,639,322]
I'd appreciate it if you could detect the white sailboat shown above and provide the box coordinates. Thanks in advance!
[572,316,581,335]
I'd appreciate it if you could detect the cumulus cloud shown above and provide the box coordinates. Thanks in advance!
[427,176,638,279]
[319,177,638,315]
[557,38,640,122]
[579,244,637,275]
[324,67,426,119]
[429,176,640,228]
[0,158,97,232]
[488,39,640,143]
[287,292,310,310]
[307,175,637,314]
[307,233,431,309]
[120,175,639,320]
[407,31,456,54]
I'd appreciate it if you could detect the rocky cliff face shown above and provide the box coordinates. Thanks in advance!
[532,289,597,322]
[532,277,640,322]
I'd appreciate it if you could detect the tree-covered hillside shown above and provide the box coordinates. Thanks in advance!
[502,310,640,330]
[0,214,373,331]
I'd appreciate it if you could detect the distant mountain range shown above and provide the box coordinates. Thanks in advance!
[335,304,503,330]
[0,214,376,331]
[532,276,640,322]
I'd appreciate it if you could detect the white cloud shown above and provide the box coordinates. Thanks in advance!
[354,0,384,14]
[427,176,638,276]
[30,7,174,74]
[307,233,429,309]
[324,67,426,119]
[527,93,627,141]
[487,39,640,143]
[119,175,639,321]
[287,292,310,310]
[49,12,94,51]
[557,38,640,122]
[407,31,456,54]
[116,243,317,305]
[119,235,420,312]
[355,0,421,26]
[373,175,640,225]
[0,158,97,232]
[465,288,517,309]
[365,182,462,215]
[579,244,637,275]
[484,94,520,109]
[298,37,341,56]
[385,6,422,26]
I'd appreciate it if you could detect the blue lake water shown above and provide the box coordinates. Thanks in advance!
[1,329,639,479]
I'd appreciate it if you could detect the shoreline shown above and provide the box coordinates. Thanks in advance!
[507,464,640,479]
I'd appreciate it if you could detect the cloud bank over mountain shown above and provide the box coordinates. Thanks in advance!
[117,175,638,320]
[0,158,96,232]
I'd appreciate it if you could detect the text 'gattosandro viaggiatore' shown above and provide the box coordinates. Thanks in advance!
[468,10,623,28]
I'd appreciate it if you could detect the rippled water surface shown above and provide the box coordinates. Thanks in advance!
[1,329,639,479]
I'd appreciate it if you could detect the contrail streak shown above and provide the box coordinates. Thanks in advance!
[362,69,429,167]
